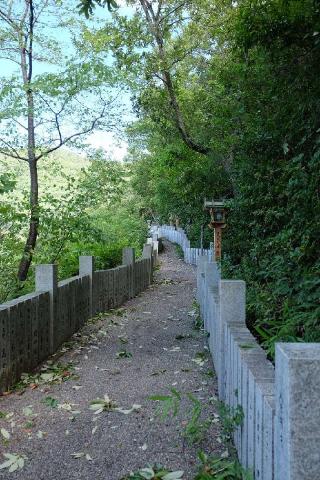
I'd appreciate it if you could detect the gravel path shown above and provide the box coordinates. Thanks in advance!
[0,241,226,480]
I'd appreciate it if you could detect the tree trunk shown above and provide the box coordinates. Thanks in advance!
[17,90,39,282]
[139,2,209,154]
[17,0,38,281]
[162,69,210,155]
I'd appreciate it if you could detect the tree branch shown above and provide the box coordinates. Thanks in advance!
[0,8,18,30]
[27,0,34,83]
[139,0,210,156]
[35,103,108,161]
[12,118,28,131]
[159,1,188,24]
[0,140,28,161]
[155,0,163,21]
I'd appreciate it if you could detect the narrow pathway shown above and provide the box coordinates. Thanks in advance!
[0,242,226,479]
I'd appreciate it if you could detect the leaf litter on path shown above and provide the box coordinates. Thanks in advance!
[0,453,27,473]
[89,394,142,416]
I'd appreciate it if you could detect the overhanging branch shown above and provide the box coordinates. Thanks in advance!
[35,103,108,161]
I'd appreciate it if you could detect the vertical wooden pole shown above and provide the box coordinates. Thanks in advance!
[200,224,204,255]
[214,226,222,260]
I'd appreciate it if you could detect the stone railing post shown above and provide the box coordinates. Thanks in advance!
[153,240,159,265]
[79,256,94,317]
[218,280,246,400]
[196,255,208,305]
[143,243,153,284]
[122,247,135,265]
[143,244,152,258]
[122,247,135,299]
[203,261,220,332]
[205,261,220,293]
[35,264,58,355]
[274,343,320,480]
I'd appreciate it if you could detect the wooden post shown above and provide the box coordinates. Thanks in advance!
[214,226,223,261]
[200,224,204,255]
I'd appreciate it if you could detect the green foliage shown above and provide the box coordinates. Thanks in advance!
[0,151,147,303]
[0,0,319,361]
[14,361,77,392]
[216,402,244,444]
[0,173,15,194]
[183,394,211,445]
[192,302,204,331]
[77,0,118,19]
[149,388,182,420]
[42,397,59,409]
[195,452,253,480]
[116,350,132,358]
[174,243,184,260]
[150,389,211,446]
[121,464,184,480]
[123,0,320,355]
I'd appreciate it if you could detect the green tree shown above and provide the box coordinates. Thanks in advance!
[0,0,120,281]
[81,1,236,185]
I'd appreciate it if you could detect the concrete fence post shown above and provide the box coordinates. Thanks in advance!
[122,247,135,265]
[143,243,152,259]
[203,261,220,331]
[153,240,159,266]
[143,244,153,284]
[35,264,58,354]
[218,280,246,400]
[122,248,135,299]
[205,261,220,292]
[79,256,95,317]
[203,261,220,348]
[274,343,320,480]
[196,255,208,305]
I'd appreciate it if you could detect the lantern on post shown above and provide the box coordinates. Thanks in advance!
[204,199,227,261]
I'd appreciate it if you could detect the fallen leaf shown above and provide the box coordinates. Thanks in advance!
[71,452,85,459]
[0,428,10,440]
[0,453,27,473]
[89,394,117,414]
[139,468,155,479]
[22,406,34,417]
[115,404,142,415]
[163,472,184,480]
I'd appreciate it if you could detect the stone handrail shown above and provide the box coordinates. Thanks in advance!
[0,240,158,393]
[152,225,213,265]
[158,224,319,480]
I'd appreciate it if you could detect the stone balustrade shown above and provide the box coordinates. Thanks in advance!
[0,240,157,393]
[152,225,213,265]
[159,224,320,480]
